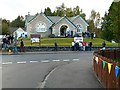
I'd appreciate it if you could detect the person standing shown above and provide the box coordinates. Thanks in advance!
[91,32,94,39]
[89,41,92,51]
[20,39,24,52]
[54,41,58,51]
[72,41,75,51]
[79,42,83,51]
[12,32,18,54]
[102,41,106,50]
[93,32,96,38]
[82,42,86,51]
[85,42,88,51]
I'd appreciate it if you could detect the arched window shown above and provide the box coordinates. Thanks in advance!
[35,22,46,32]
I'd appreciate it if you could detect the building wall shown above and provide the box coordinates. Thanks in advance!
[26,14,53,37]
[73,17,88,33]
[52,18,77,36]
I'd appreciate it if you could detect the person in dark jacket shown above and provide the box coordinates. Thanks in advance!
[54,41,58,51]
[20,39,24,52]
[102,41,106,50]
[89,41,92,51]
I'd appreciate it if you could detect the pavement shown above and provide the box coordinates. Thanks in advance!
[1,51,93,55]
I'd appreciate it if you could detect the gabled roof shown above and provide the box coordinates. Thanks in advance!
[27,13,53,24]
[52,16,77,28]
[25,13,89,28]
[71,15,89,26]
[9,27,26,34]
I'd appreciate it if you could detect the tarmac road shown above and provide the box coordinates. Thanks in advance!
[2,51,103,88]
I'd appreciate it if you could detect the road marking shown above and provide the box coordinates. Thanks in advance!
[63,59,70,62]
[52,60,60,62]
[40,67,57,88]
[30,61,39,63]
[17,61,26,64]
[72,59,79,61]
[41,60,49,63]
[2,62,13,65]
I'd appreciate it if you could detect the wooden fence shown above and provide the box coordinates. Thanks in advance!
[93,50,120,89]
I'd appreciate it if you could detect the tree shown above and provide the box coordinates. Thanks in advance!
[10,16,25,27]
[2,19,10,35]
[90,10,96,21]
[66,8,73,17]
[101,12,114,41]
[44,7,53,16]
[101,1,120,43]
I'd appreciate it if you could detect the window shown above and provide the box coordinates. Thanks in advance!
[35,22,46,32]
[77,24,83,32]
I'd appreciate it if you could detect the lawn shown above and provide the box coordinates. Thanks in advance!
[17,37,118,47]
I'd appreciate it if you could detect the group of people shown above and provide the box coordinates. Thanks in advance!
[2,34,14,50]
[72,41,92,51]
[2,34,25,53]
[82,32,96,39]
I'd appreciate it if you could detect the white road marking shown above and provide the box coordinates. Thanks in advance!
[40,67,57,88]
[41,60,49,63]
[2,62,13,65]
[52,60,60,62]
[73,59,79,61]
[17,61,26,64]
[30,61,39,63]
[63,59,70,62]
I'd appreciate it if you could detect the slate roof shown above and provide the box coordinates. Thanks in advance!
[25,15,34,22]
[25,13,88,27]
[47,16,61,23]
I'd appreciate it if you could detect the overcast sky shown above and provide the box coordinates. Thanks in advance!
[0,0,114,21]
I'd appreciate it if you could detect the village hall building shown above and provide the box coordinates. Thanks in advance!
[25,12,89,37]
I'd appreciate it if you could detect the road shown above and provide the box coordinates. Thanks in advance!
[1,51,103,88]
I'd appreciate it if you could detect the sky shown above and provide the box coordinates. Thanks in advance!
[0,0,114,21]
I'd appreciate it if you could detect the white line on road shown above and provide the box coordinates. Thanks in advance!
[40,67,57,88]
[41,60,50,63]
[17,61,26,64]
[2,62,13,65]
[52,60,60,62]
[30,61,39,63]
[72,59,79,61]
[63,59,70,62]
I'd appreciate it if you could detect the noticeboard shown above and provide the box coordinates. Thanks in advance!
[30,34,41,45]
[74,37,83,43]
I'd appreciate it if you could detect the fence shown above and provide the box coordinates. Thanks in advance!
[93,50,120,88]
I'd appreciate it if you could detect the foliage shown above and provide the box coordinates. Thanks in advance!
[10,16,25,27]
[101,1,120,43]
[44,7,53,16]
[2,19,10,35]
[87,10,101,37]
[44,3,86,20]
